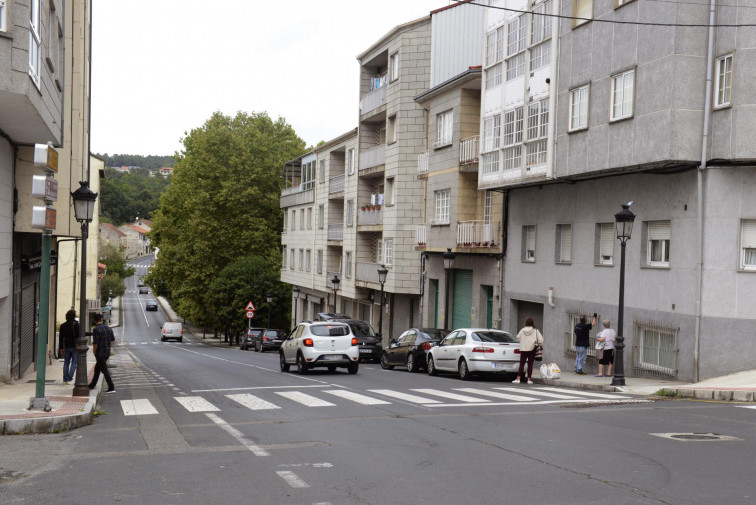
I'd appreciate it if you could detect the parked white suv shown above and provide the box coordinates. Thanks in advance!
[280,322,360,375]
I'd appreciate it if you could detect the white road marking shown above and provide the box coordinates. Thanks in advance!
[227,393,280,410]
[278,462,333,468]
[276,391,336,407]
[276,471,310,488]
[368,389,442,404]
[737,405,756,409]
[410,389,492,403]
[192,385,327,393]
[452,388,539,401]
[323,390,391,405]
[205,413,269,456]
[537,387,629,399]
[494,387,577,399]
[120,399,159,416]
[175,396,220,412]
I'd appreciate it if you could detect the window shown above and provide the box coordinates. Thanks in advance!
[298,249,304,270]
[282,246,287,269]
[0,0,7,32]
[283,210,288,232]
[319,160,326,183]
[301,160,316,190]
[569,85,589,131]
[305,250,311,272]
[434,189,451,225]
[306,207,313,230]
[522,225,536,262]
[436,110,453,147]
[740,220,756,271]
[346,200,354,227]
[614,0,634,7]
[484,191,494,224]
[715,53,733,108]
[573,0,593,27]
[643,220,671,267]
[556,224,572,263]
[529,40,551,72]
[610,69,635,121]
[503,107,524,146]
[383,239,394,266]
[345,252,352,278]
[526,99,549,166]
[347,149,355,175]
[388,115,397,143]
[389,52,399,82]
[596,223,614,265]
[635,325,677,375]
[318,205,324,229]
[481,152,500,174]
[317,250,323,274]
[486,63,503,89]
[485,26,505,89]
[531,1,553,45]
[28,0,41,87]
[506,15,526,80]
[291,210,296,231]
[386,177,395,206]
[300,209,305,230]
[483,114,501,152]
[502,146,522,171]
[46,4,59,73]
[290,249,296,270]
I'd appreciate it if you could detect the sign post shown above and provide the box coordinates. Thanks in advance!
[245,301,256,341]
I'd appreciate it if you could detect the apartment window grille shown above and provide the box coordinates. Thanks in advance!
[635,324,677,376]
[484,191,493,224]
[318,205,324,229]
[596,223,614,265]
[556,224,572,263]
[29,0,41,87]
[481,152,500,175]
[389,52,399,82]
[434,189,451,225]
[483,114,501,152]
[319,160,326,183]
[610,69,635,121]
[306,207,313,230]
[347,149,355,175]
[564,311,602,357]
[436,110,453,147]
[502,146,522,171]
[531,0,553,44]
[530,40,551,72]
[298,249,304,271]
[715,53,733,108]
[740,220,756,270]
[346,200,354,227]
[643,220,671,267]
[522,225,536,262]
[569,85,590,131]
[503,107,524,146]
[573,0,593,27]
[316,250,323,274]
[345,252,352,278]
[305,250,311,272]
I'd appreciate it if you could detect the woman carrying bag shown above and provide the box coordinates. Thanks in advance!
[514,317,544,384]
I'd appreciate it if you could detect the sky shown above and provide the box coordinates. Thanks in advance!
[91,0,453,157]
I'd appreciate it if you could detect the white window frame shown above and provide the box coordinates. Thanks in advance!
[610,69,635,121]
[484,191,494,224]
[556,224,572,263]
[318,205,324,229]
[383,239,394,266]
[645,221,671,267]
[636,326,677,375]
[522,225,536,262]
[569,85,589,131]
[525,99,549,166]
[346,200,354,227]
[483,114,501,152]
[481,152,500,175]
[436,110,453,148]
[503,107,524,146]
[529,40,551,72]
[0,0,7,32]
[28,0,42,88]
[531,0,553,45]
[345,251,352,279]
[714,53,733,108]
[573,0,593,28]
[598,223,614,265]
[740,220,756,271]
[434,189,451,225]
[389,52,399,82]
[506,15,527,81]
[347,149,355,175]
[502,146,522,171]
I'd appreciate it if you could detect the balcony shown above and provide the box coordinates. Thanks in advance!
[360,86,387,116]
[460,136,479,165]
[327,223,344,241]
[457,221,500,248]
[416,225,427,247]
[356,262,383,285]
[358,208,383,226]
[359,145,386,172]
[280,183,315,208]
[329,174,345,195]
[417,151,429,175]
[326,271,342,290]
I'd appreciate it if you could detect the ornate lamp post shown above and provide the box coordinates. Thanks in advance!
[266,292,273,328]
[331,274,340,312]
[612,203,635,387]
[443,248,455,330]
[70,182,98,397]
[377,265,388,339]
[292,286,300,328]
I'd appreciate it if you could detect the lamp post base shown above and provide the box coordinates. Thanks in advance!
[29,396,52,411]
[611,376,626,387]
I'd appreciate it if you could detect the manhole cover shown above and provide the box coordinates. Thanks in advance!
[651,432,742,442]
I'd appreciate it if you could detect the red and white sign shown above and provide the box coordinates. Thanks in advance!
[244,301,256,311]
[246,310,255,319]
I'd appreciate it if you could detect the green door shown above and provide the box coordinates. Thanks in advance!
[452,269,473,329]
[430,279,439,328]
[485,286,493,328]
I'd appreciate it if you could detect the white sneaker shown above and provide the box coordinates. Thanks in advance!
[527,379,534,384]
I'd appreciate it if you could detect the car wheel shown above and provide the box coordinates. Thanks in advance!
[327,365,337,373]
[427,356,438,376]
[279,352,290,372]
[380,353,394,370]
[297,353,309,375]
[160,336,165,342]
[255,341,261,352]
[347,361,359,375]
[178,337,183,343]
[458,359,471,381]
[407,354,419,373]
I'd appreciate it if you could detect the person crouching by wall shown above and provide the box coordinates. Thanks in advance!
[515,317,544,385]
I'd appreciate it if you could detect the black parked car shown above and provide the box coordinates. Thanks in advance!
[381,328,449,372]
[316,312,352,321]
[249,328,288,352]
[145,301,158,311]
[240,328,265,351]
[332,319,381,362]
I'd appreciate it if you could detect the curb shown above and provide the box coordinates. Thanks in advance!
[536,377,633,394]
[657,388,755,402]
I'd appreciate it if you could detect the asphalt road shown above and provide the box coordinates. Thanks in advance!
[1,258,754,504]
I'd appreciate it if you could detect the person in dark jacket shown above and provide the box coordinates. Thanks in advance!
[58,310,79,385]
[574,313,597,374]
[88,313,115,394]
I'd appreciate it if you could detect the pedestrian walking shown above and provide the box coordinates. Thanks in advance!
[514,317,544,384]
[595,319,616,377]
[58,310,79,385]
[88,313,115,394]
[574,313,597,374]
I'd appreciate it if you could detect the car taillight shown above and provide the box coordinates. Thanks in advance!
[162,329,166,334]
[472,346,494,353]
[351,337,358,346]
[420,342,433,351]
[514,349,521,354]
[180,329,183,334]
[263,337,270,342]
[303,338,314,347]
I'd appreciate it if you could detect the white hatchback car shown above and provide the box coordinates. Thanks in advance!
[280,322,360,375]
[426,328,519,380]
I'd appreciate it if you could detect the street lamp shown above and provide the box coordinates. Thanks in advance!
[70,181,98,397]
[377,265,388,339]
[292,286,300,328]
[612,203,635,387]
[331,275,340,312]
[443,248,455,330]
[266,292,273,328]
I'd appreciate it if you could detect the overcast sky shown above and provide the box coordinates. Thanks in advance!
[91,0,452,157]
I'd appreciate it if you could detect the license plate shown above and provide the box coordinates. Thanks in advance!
[359,349,372,354]
[272,339,281,343]
[492,362,516,370]
[324,354,342,360]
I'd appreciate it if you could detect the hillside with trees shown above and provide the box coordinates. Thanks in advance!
[95,153,175,170]
[99,167,171,225]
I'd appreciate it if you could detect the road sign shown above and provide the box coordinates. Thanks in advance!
[245,301,256,311]
[246,310,255,319]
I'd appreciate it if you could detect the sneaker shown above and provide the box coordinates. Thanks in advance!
[527,379,534,384]
[576,371,586,375]
[105,389,116,394]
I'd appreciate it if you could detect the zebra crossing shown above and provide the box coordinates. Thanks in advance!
[116,385,642,416]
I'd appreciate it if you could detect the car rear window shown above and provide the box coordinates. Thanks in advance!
[266,330,286,338]
[248,330,262,336]
[420,329,448,340]
[472,331,516,343]
[310,325,350,336]
[349,322,375,338]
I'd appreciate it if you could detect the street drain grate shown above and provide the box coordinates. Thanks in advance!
[559,399,654,408]
[650,433,742,442]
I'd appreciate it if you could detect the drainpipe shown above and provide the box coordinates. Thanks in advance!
[498,191,509,330]
[694,0,716,383]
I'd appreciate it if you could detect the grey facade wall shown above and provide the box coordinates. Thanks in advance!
[0,137,12,381]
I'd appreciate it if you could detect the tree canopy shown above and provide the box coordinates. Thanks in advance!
[148,111,306,326]
[99,167,171,225]
[99,241,135,304]
[96,153,175,170]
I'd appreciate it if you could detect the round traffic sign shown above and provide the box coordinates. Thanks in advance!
[246,310,255,319]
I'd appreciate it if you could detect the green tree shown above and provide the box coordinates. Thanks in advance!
[149,111,305,325]
[99,167,171,225]
[98,241,135,304]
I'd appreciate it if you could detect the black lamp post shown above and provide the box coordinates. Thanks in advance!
[266,292,273,328]
[443,248,455,330]
[377,265,388,339]
[331,275,340,312]
[70,181,98,397]
[292,286,300,328]
[612,203,635,387]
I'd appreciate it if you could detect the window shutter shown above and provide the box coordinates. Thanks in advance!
[600,223,614,262]
[560,224,572,262]
[742,221,756,248]
[648,221,671,240]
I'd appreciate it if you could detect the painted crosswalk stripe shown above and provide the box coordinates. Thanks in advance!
[410,389,491,403]
[276,391,336,407]
[537,387,629,399]
[175,396,220,412]
[276,470,310,488]
[323,390,391,405]
[737,405,756,410]
[452,388,539,402]
[120,399,158,416]
[227,393,280,410]
[494,387,577,399]
[368,389,442,404]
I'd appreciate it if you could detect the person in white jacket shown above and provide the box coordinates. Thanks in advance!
[514,317,544,384]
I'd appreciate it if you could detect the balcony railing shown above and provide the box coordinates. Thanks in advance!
[281,185,303,197]
[327,223,344,241]
[356,262,384,284]
[460,136,479,165]
[326,271,342,289]
[329,174,345,194]
[360,86,387,115]
[358,208,383,226]
[416,225,427,246]
[359,145,385,171]
[417,151,429,174]
[457,221,499,247]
